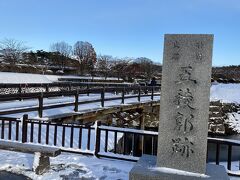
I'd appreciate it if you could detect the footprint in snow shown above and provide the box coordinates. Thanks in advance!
[102,166,121,173]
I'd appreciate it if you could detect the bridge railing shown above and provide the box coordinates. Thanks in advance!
[0,86,160,117]
[95,125,240,176]
[0,82,142,95]
[0,115,96,155]
[0,116,239,177]
[0,117,21,141]
[207,137,240,176]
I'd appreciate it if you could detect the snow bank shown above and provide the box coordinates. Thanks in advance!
[226,113,240,133]
[150,167,208,178]
[0,72,123,84]
[0,72,52,84]
[48,75,122,81]
[210,83,240,104]
[32,152,40,172]
[0,150,135,180]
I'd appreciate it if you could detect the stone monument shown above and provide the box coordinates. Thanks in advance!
[129,34,229,180]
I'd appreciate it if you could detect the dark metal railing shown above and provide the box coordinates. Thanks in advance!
[95,125,240,176]
[0,115,238,177]
[0,117,21,141]
[95,125,158,161]
[207,137,240,175]
[0,115,95,155]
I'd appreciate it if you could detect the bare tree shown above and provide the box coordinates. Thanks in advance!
[135,57,154,79]
[50,41,72,70]
[96,55,113,79]
[125,62,141,80]
[112,58,130,80]
[73,41,97,75]
[0,38,29,64]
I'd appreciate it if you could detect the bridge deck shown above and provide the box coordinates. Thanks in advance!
[39,100,160,123]
[0,93,160,120]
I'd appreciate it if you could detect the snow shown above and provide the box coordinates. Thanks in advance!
[100,125,158,135]
[98,152,139,161]
[0,150,135,180]
[50,75,122,81]
[210,83,240,104]
[150,167,208,178]
[0,149,237,179]
[208,83,240,133]
[208,137,240,145]
[0,72,52,84]
[226,113,240,133]
[209,162,240,180]
[32,152,40,171]
[0,72,123,84]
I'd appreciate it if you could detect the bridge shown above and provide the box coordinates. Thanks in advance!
[0,83,160,126]
[0,83,239,177]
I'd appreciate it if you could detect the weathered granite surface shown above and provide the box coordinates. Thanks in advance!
[157,34,214,173]
[129,155,229,180]
[33,153,50,175]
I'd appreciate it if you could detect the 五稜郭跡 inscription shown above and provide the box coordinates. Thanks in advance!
[157,34,213,174]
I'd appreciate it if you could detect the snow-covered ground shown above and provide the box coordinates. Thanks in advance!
[0,150,238,179]
[210,83,240,134]
[226,113,240,134]
[0,150,135,180]
[210,83,240,104]
[0,72,53,84]
[0,72,122,84]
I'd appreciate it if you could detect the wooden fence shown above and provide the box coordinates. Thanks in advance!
[0,82,136,95]
[0,86,160,117]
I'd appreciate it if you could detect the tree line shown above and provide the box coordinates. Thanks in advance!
[0,38,161,81]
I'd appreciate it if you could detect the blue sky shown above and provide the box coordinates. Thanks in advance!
[0,0,240,66]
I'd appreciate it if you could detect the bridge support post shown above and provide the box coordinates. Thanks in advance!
[94,121,101,157]
[101,89,105,107]
[151,86,154,100]
[138,87,141,102]
[38,93,43,118]
[87,84,90,96]
[18,84,23,101]
[22,114,28,143]
[139,111,145,155]
[74,90,79,112]
[121,87,125,104]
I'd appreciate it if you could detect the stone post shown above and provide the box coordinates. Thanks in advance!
[157,34,213,173]
[129,34,229,180]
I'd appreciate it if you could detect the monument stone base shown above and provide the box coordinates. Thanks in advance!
[129,155,229,180]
